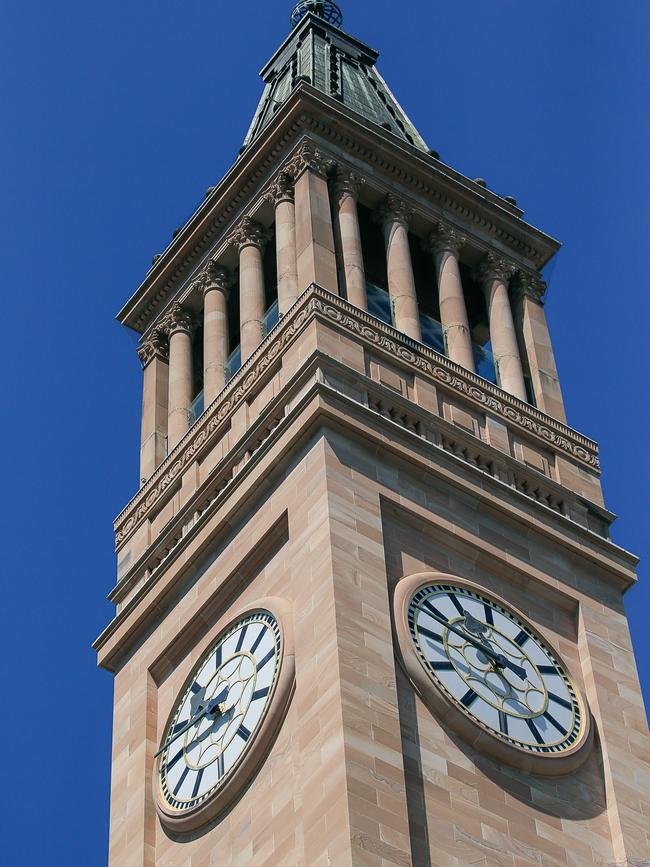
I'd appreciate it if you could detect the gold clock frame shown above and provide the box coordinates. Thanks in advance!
[393,572,593,776]
[153,596,295,832]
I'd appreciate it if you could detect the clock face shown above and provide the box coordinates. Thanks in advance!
[407,582,585,757]
[157,611,281,815]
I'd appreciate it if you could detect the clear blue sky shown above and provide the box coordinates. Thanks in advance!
[1,1,648,863]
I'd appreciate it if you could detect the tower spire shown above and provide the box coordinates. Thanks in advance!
[290,1,343,29]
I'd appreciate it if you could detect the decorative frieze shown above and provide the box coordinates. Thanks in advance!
[227,216,271,252]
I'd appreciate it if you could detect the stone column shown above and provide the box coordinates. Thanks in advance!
[165,303,194,451]
[334,168,367,310]
[289,141,338,295]
[379,194,421,341]
[513,271,567,422]
[229,217,270,363]
[268,172,299,315]
[198,261,231,406]
[478,253,527,401]
[137,331,169,485]
[426,222,475,372]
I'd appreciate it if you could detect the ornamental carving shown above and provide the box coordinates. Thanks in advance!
[137,329,168,368]
[476,251,517,285]
[513,269,547,302]
[425,221,466,256]
[264,171,295,206]
[283,139,334,180]
[333,167,365,204]
[377,193,413,229]
[159,302,195,337]
[192,259,232,296]
[227,216,271,252]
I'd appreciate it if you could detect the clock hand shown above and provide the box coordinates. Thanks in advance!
[424,607,528,680]
[155,689,228,758]
[458,609,528,681]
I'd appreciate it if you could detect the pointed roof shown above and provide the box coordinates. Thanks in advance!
[242,7,428,153]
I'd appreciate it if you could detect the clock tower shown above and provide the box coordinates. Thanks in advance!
[95,3,650,864]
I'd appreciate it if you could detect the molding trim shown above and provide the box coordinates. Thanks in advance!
[115,286,600,550]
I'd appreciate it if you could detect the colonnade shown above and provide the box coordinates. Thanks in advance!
[137,146,563,484]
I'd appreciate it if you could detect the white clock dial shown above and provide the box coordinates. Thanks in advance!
[158,611,280,814]
[407,582,584,756]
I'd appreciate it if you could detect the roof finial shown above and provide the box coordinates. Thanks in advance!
[291,1,343,29]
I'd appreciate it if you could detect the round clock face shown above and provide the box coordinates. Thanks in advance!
[157,611,281,817]
[399,578,591,769]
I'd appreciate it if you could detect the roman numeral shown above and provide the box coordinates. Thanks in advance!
[173,766,190,796]
[525,719,544,744]
[217,753,225,779]
[252,686,271,701]
[190,682,202,694]
[514,630,529,647]
[543,710,566,735]
[235,624,248,653]
[418,625,443,644]
[191,768,204,799]
[257,648,275,672]
[171,721,188,735]
[431,661,454,671]
[538,665,557,675]
[237,724,252,742]
[448,593,465,615]
[461,689,479,708]
[499,711,509,734]
[214,644,222,669]
[483,605,494,626]
[250,625,266,654]
[548,692,573,711]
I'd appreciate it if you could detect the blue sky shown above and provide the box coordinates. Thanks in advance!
[1,1,648,862]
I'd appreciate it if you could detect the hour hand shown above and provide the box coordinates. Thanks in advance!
[493,653,527,681]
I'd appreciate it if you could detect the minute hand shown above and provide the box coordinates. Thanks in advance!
[424,607,527,680]
[155,697,224,758]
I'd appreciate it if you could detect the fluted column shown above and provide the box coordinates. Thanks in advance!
[267,172,299,315]
[165,303,195,451]
[513,271,567,422]
[288,141,338,294]
[137,330,169,485]
[197,260,231,405]
[379,195,421,341]
[426,222,475,372]
[334,168,367,310]
[229,217,270,363]
[478,253,527,400]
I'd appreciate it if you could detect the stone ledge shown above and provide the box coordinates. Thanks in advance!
[114,285,600,551]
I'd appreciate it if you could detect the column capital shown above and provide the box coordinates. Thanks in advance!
[137,328,168,368]
[193,259,232,297]
[333,166,365,205]
[228,216,271,253]
[264,171,295,206]
[512,269,547,303]
[160,302,195,337]
[284,139,334,181]
[377,193,413,230]
[476,251,517,285]
[424,221,466,256]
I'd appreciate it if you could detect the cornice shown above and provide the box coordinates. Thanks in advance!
[117,87,560,335]
[114,285,600,551]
